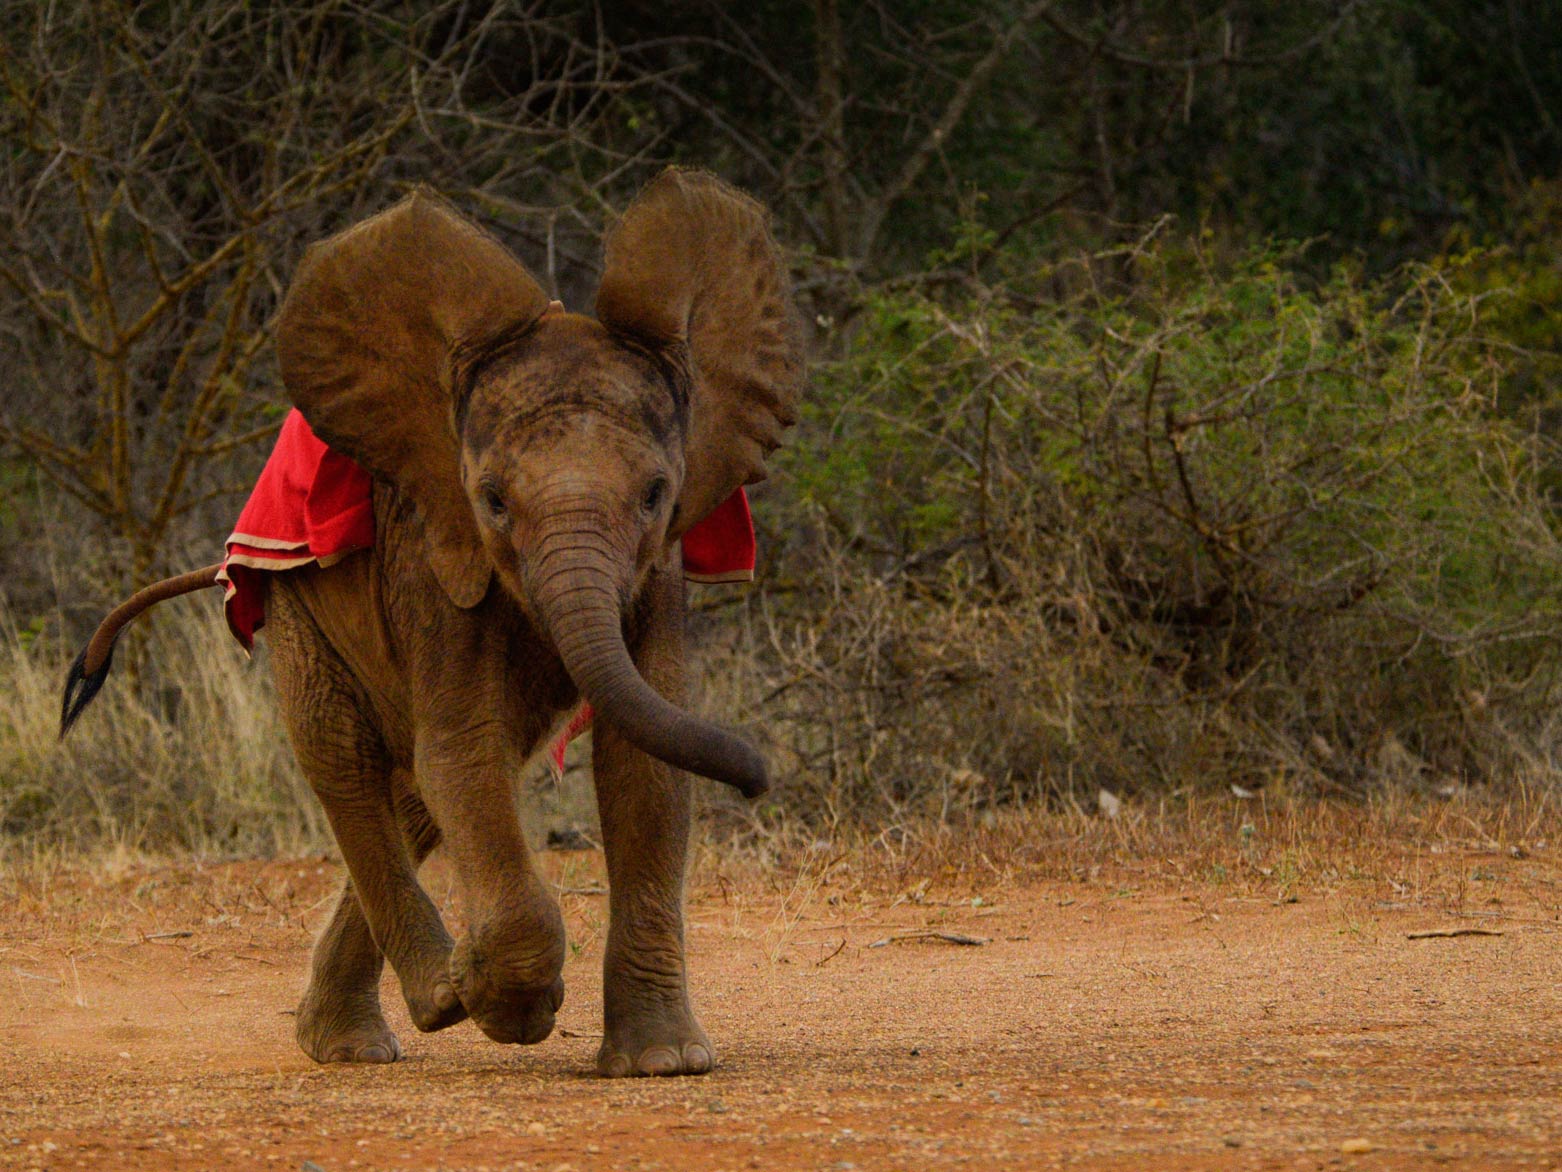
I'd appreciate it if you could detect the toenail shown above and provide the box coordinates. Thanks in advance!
[359,1044,391,1062]
[683,1043,713,1072]
[638,1046,680,1076]
[604,1053,633,1078]
[434,982,459,1012]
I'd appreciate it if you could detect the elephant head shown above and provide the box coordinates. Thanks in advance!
[274,171,803,797]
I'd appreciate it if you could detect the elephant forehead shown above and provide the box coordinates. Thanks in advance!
[464,327,685,455]
[465,377,683,459]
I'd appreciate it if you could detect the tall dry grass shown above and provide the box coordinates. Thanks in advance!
[0,598,327,859]
[5,585,1560,879]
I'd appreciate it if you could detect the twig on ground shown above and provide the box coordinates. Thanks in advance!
[867,930,991,948]
[1406,927,1504,940]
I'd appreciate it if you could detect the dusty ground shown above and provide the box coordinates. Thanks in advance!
[3,829,1562,1171]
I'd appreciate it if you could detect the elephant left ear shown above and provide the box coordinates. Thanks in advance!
[595,169,805,539]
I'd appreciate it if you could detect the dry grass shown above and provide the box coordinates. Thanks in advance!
[7,586,1561,886]
[5,589,1559,907]
[691,781,1562,921]
[0,598,327,861]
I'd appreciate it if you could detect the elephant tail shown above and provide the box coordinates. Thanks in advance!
[60,563,225,738]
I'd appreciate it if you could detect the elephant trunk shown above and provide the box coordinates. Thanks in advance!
[529,531,768,798]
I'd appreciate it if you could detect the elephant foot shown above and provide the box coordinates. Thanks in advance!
[398,948,468,1034]
[296,987,402,1064]
[449,932,566,1046]
[403,974,467,1033]
[597,1006,714,1078]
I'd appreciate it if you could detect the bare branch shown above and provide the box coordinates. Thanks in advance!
[1036,1,1366,73]
[855,1,1058,263]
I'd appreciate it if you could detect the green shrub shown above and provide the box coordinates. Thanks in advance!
[730,236,1562,827]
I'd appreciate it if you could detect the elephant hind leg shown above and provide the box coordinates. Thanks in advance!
[386,770,467,1033]
[295,774,464,1062]
[270,582,464,1062]
[295,878,401,1064]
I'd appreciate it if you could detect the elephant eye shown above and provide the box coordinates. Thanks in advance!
[642,477,668,515]
[481,484,508,520]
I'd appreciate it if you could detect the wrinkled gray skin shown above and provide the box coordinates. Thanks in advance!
[260,173,801,1077]
[272,323,701,1074]
[59,173,799,1076]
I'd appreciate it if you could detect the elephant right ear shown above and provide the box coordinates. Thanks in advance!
[276,190,550,608]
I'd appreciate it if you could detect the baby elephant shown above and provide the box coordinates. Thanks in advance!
[61,170,804,1076]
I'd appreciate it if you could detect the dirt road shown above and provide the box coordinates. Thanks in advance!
[3,841,1561,1170]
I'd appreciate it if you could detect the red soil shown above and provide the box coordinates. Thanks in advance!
[3,846,1560,1170]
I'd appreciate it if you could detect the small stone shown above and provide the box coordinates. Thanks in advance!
[1341,1138,1377,1155]
[546,827,595,851]
[526,1122,548,1136]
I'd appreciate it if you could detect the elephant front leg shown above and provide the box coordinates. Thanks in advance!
[592,569,712,1078]
[416,728,567,1047]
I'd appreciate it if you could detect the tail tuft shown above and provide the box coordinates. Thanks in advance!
[60,641,116,739]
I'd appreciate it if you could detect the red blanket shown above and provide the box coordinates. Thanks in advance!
[219,411,376,651]
[219,409,758,767]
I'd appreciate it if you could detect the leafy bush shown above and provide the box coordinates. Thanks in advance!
[723,235,1562,828]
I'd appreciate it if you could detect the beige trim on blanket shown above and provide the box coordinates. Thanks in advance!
[220,551,321,575]
[224,531,311,552]
[219,547,364,586]
[683,569,755,584]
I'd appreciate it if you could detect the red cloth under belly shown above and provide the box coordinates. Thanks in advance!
[218,408,757,767]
